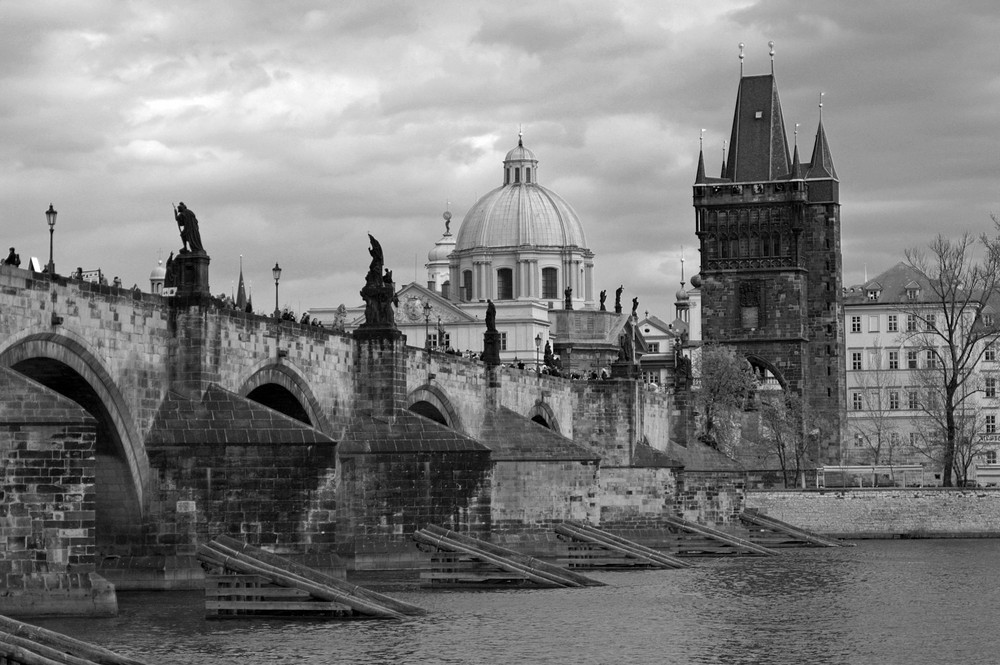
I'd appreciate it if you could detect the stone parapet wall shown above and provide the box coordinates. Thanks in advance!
[747,489,1000,537]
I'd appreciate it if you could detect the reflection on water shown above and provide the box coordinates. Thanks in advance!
[34,540,1000,665]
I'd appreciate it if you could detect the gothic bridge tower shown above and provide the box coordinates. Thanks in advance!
[692,58,845,462]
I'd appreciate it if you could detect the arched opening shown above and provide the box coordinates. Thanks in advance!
[247,384,311,425]
[409,400,448,426]
[531,414,551,429]
[10,357,141,556]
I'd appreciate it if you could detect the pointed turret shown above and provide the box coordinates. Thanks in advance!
[790,142,805,180]
[724,74,791,182]
[806,118,838,180]
[236,259,247,310]
[695,147,706,184]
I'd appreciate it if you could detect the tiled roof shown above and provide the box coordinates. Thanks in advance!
[339,409,489,455]
[844,262,933,305]
[478,406,599,462]
[725,75,791,182]
[146,384,335,446]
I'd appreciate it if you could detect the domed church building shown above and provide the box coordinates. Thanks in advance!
[324,135,639,376]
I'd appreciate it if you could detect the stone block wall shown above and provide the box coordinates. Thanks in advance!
[145,441,338,555]
[677,471,747,527]
[337,450,492,568]
[598,466,678,527]
[747,488,1000,537]
[490,460,598,531]
[572,380,641,465]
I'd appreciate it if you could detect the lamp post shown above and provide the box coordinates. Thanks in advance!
[45,204,57,275]
[424,302,433,351]
[272,262,282,318]
[535,333,542,374]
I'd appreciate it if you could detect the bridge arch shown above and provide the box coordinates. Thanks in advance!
[527,401,561,434]
[238,361,331,433]
[407,384,463,432]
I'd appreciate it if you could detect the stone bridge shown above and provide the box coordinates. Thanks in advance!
[0,262,714,611]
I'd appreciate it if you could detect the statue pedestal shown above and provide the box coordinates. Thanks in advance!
[172,251,210,298]
[611,360,638,379]
[483,331,502,366]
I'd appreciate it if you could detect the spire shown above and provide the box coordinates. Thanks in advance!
[695,130,706,183]
[720,140,727,178]
[807,102,838,180]
[724,72,791,182]
[236,255,247,310]
[790,125,805,180]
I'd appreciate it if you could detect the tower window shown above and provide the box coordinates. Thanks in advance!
[514,168,520,184]
[525,167,532,184]
[542,267,558,299]
[497,268,513,300]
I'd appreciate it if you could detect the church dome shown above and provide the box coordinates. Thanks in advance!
[428,211,456,262]
[454,138,588,253]
[675,287,690,302]
[149,259,166,281]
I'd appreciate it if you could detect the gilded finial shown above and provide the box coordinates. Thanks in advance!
[518,124,523,147]
[739,42,745,75]
[769,40,775,74]
[700,128,705,149]
[794,123,799,147]
[819,91,824,120]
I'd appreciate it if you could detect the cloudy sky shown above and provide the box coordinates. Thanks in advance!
[2,1,998,317]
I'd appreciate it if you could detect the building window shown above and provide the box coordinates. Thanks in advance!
[868,315,880,332]
[854,432,864,447]
[499,332,508,351]
[497,268,513,300]
[648,342,660,353]
[909,432,919,447]
[987,378,997,398]
[463,270,473,302]
[926,350,937,368]
[889,351,899,370]
[985,313,995,328]
[542,267,558,299]
[429,332,451,349]
[867,289,880,301]
[925,314,936,331]
[908,391,919,410]
[907,350,918,369]
[525,167,531,184]
[890,432,901,447]
[906,288,919,300]
[850,316,861,333]
[987,415,997,434]
[889,391,900,410]
[852,392,863,410]
[514,168,520,184]
[851,351,862,371]
[987,450,998,465]
[987,346,997,362]
[906,314,917,332]
[888,314,898,332]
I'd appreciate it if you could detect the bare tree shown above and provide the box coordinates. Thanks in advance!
[693,344,757,452]
[902,217,1000,486]
[757,393,828,488]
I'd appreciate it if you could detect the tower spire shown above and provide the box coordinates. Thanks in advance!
[739,42,745,76]
[769,40,775,74]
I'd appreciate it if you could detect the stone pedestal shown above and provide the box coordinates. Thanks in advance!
[483,330,501,366]
[172,251,210,298]
[611,360,638,379]
[353,328,407,418]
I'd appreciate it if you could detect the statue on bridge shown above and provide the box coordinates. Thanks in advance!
[173,202,205,254]
[599,289,607,312]
[359,234,398,330]
[614,284,623,314]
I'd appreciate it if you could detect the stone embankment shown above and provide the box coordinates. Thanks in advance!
[746,488,1000,538]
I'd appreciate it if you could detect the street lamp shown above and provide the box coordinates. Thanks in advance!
[45,204,57,275]
[535,333,542,373]
[272,262,282,318]
[424,302,433,351]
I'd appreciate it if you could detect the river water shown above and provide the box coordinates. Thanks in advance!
[35,539,1000,664]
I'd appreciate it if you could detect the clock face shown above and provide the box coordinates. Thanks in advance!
[404,297,425,322]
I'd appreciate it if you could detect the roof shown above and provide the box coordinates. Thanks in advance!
[146,384,335,446]
[339,408,489,455]
[725,74,791,182]
[454,139,589,253]
[806,118,838,180]
[843,263,934,306]
[478,406,599,462]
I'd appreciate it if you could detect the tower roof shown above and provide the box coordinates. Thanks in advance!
[807,118,838,180]
[724,74,791,182]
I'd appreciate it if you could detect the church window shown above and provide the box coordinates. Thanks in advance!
[525,167,531,183]
[505,168,511,185]
[542,268,558,299]
[514,168,520,184]
[497,268,513,300]
[462,270,473,302]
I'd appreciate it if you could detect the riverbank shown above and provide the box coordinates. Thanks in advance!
[746,487,1000,538]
